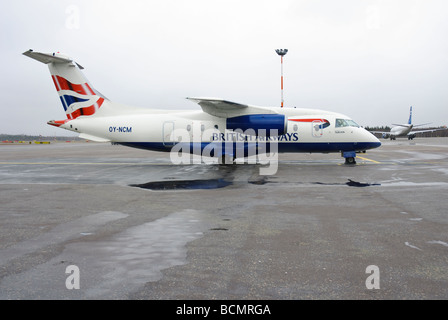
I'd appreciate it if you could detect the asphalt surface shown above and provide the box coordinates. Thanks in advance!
[0,138,447,299]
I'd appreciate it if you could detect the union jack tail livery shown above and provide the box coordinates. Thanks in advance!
[23,50,106,119]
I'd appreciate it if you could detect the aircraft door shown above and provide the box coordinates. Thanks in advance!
[163,121,175,147]
[312,120,324,138]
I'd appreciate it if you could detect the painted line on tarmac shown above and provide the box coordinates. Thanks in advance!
[357,156,381,164]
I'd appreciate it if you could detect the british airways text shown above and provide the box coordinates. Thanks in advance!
[211,132,298,142]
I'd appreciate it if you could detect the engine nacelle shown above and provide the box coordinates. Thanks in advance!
[226,114,287,136]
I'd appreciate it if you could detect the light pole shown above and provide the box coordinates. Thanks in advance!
[275,49,288,108]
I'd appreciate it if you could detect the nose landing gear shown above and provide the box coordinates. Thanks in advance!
[342,151,357,165]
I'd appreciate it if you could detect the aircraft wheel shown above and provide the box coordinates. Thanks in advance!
[345,157,356,165]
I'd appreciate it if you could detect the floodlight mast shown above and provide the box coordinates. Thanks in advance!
[275,49,288,108]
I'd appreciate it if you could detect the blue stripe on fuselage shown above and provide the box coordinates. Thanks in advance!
[117,141,381,154]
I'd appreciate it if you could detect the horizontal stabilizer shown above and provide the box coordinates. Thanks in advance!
[23,49,73,65]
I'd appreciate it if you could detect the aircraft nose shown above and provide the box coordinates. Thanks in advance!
[365,129,381,148]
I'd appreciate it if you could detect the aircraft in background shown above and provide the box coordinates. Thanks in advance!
[371,106,446,140]
[23,49,381,165]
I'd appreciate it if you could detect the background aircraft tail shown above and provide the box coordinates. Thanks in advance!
[23,50,107,119]
[408,106,412,125]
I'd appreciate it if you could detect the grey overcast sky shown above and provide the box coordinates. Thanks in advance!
[1,0,447,136]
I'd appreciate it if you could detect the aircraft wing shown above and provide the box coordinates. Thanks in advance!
[369,130,390,135]
[408,127,447,135]
[187,97,276,118]
[391,124,411,128]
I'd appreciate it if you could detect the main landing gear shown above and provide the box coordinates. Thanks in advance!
[219,154,236,165]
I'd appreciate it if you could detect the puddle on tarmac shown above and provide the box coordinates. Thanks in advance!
[312,179,381,187]
[130,177,379,191]
[0,209,207,299]
[346,179,381,187]
[130,165,274,190]
[130,178,233,190]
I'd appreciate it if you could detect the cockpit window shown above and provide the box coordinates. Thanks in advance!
[335,118,359,128]
[346,119,360,127]
[335,119,348,127]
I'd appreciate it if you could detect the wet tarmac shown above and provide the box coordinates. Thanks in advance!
[0,138,447,299]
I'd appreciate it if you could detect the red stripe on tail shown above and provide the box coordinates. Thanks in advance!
[67,97,105,119]
[53,75,96,96]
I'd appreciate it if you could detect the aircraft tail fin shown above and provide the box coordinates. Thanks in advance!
[405,106,431,127]
[23,49,107,120]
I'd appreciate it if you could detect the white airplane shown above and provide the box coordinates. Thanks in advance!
[23,49,381,165]
[371,106,446,140]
